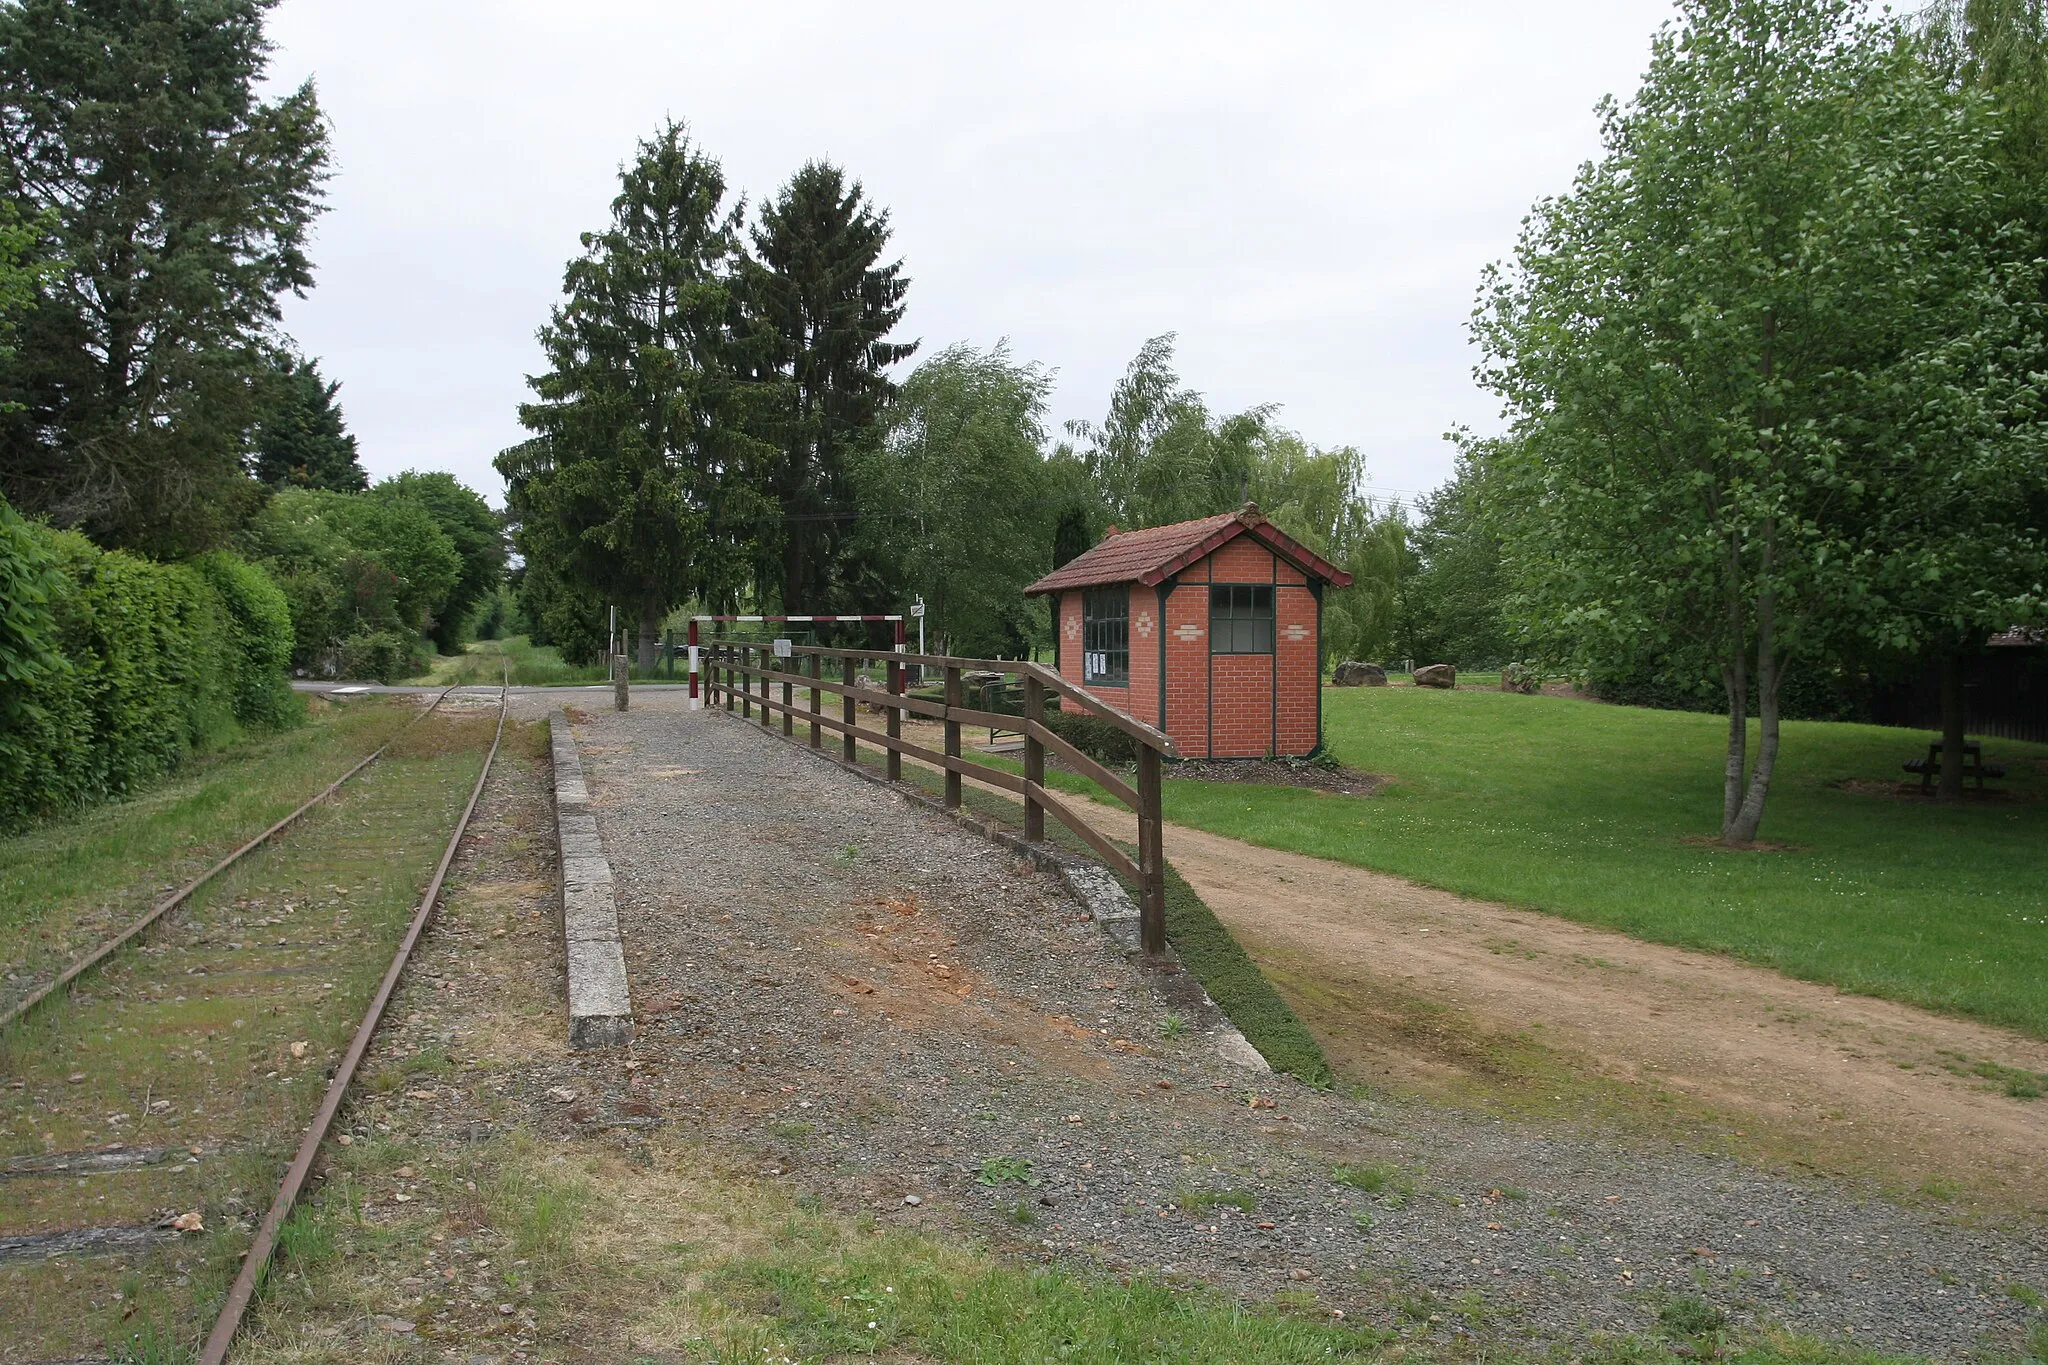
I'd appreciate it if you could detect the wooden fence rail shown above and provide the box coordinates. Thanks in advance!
[702,639,1175,953]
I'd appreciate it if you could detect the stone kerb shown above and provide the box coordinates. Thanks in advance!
[550,711,634,1048]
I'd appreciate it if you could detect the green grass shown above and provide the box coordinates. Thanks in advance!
[415,634,694,687]
[0,696,420,986]
[1160,688,2048,1039]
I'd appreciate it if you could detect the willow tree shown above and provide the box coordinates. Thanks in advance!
[1477,0,2046,843]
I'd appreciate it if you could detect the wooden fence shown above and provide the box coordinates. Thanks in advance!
[702,640,1176,953]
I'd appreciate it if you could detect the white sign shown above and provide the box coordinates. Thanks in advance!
[909,601,925,617]
[773,638,793,658]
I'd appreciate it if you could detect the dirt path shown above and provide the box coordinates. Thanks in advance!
[1055,788,2048,1210]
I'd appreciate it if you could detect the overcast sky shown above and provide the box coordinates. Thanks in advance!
[264,1,1676,511]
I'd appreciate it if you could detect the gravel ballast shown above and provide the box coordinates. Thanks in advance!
[558,696,2047,1355]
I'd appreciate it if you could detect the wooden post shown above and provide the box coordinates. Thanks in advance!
[723,644,734,711]
[886,655,902,782]
[781,665,793,736]
[808,652,822,748]
[742,646,754,719]
[614,652,628,712]
[1023,675,1045,843]
[943,664,963,809]
[1137,743,1165,955]
[841,655,857,762]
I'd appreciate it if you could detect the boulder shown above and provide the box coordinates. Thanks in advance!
[1331,660,1387,687]
[1413,663,1457,690]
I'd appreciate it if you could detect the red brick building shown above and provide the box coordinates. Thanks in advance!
[1023,504,1352,759]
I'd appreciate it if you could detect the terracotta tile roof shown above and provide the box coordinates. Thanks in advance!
[1023,504,1353,595]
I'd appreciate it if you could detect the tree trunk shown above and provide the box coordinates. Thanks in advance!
[1727,594,1780,845]
[1938,650,1967,804]
[638,598,659,673]
[1722,658,1748,838]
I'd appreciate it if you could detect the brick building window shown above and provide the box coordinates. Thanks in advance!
[1210,584,1274,654]
[1082,587,1129,684]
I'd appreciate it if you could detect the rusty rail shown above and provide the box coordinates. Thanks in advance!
[0,686,458,1034]
[196,672,511,1364]
[704,641,1172,952]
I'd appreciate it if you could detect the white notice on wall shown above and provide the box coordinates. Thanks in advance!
[773,638,793,658]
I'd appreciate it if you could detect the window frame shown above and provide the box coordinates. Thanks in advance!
[1209,583,1275,655]
[1081,587,1130,686]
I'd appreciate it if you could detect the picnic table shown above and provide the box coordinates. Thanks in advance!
[1901,739,2005,791]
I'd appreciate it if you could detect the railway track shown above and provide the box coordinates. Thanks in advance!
[0,677,511,1363]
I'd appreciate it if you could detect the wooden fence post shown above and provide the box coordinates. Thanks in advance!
[1023,674,1045,843]
[761,652,774,729]
[723,645,734,711]
[886,655,903,782]
[780,661,792,734]
[1137,743,1165,955]
[841,654,857,763]
[614,652,628,712]
[943,664,963,809]
[808,652,822,748]
[740,646,751,719]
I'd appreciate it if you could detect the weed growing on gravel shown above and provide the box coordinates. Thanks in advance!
[1657,1294,1730,1340]
[1351,1209,1375,1233]
[766,1120,815,1141]
[2004,1282,2044,1310]
[977,1156,1035,1186]
[1160,1011,1189,1039]
[1005,1201,1039,1226]
[1174,1188,1255,1215]
[1332,1161,1414,1202]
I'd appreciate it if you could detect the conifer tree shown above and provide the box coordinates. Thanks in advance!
[500,121,770,667]
[743,162,915,613]
[251,356,367,493]
[0,0,329,555]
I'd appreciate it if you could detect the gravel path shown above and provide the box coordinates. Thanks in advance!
[564,696,2047,1356]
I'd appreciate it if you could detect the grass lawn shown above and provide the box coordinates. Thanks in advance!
[417,634,700,687]
[1161,687,2048,1040]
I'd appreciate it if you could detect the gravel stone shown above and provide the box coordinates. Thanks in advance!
[559,695,2047,1355]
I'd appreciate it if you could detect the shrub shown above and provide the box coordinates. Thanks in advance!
[1044,705,1138,768]
[0,498,301,832]
[191,551,297,727]
[338,629,429,684]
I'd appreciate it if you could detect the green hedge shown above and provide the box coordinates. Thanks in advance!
[0,499,299,832]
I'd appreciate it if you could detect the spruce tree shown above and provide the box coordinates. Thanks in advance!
[0,0,330,556]
[500,121,770,667]
[744,162,915,613]
[251,356,367,493]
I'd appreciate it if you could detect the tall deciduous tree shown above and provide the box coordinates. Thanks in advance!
[250,355,366,493]
[852,341,1053,657]
[1395,453,1509,669]
[1066,334,1274,529]
[1916,0,2048,800]
[744,162,915,613]
[372,472,504,651]
[1477,0,2047,843]
[1250,436,1404,667]
[0,0,329,556]
[501,121,770,668]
